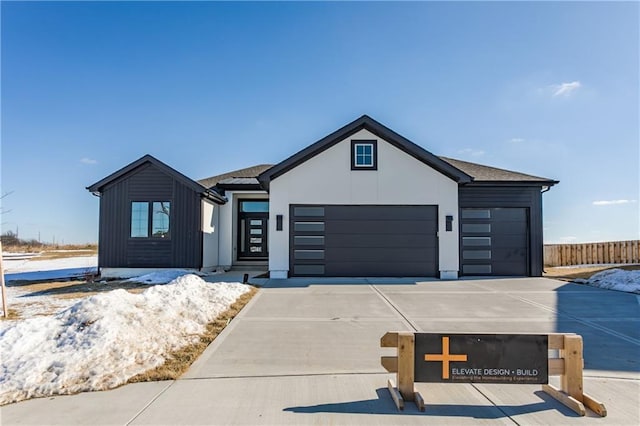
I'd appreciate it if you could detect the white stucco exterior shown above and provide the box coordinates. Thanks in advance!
[268,128,460,278]
[201,198,219,271]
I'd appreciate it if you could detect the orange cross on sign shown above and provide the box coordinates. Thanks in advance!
[425,336,468,379]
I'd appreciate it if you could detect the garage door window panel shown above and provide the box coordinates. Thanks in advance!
[294,236,325,246]
[294,222,325,232]
[294,265,325,275]
[463,250,492,260]
[463,264,492,274]
[463,237,491,246]
[294,207,325,217]
[462,223,491,233]
[294,250,325,260]
[461,209,491,219]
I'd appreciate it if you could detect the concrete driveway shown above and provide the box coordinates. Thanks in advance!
[2,277,639,425]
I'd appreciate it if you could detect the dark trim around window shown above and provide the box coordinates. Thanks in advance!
[129,200,171,239]
[350,139,377,170]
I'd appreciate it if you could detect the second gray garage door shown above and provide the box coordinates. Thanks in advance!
[290,205,438,277]
[460,207,529,276]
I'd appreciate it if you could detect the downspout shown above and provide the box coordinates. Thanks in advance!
[217,202,221,272]
[90,191,101,276]
[540,185,550,273]
[199,197,204,271]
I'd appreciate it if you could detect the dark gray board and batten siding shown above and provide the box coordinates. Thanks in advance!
[458,186,544,276]
[98,163,203,269]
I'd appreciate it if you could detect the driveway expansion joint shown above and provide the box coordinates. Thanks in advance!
[470,383,521,425]
[367,280,420,332]
[125,381,174,426]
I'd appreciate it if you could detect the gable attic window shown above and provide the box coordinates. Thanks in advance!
[130,201,171,238]
[351,140,377,170]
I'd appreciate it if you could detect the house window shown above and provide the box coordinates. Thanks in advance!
[351,140,377,170]
[131,202,149,238]
[239,200,269,212]
[130,201,171,238]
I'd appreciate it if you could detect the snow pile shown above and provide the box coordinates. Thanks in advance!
[575,268,640,294]
[125,269,196,284]
[0,274,250,405]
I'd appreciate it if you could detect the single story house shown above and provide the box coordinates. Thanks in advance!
[87,115,558,279]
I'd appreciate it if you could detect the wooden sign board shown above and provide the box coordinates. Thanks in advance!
[381,331,607,417]
[415,333,548,384]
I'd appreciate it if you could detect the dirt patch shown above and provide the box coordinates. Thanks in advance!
[128,286,258,382]
[35,249,98,260]
[4,279,151,319]
[2,244,97,256]
[544,264,640,281]
[0,308,20,320]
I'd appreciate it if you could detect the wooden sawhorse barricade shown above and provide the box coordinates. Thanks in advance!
[380,331,607,417]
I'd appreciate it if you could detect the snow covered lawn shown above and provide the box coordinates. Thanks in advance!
[3,255,98,283]
[574,268,640,294]
[0,274,250,406]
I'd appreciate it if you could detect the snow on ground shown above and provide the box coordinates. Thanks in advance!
[3,255,97,273]
[2,255,99,318]
[575,268,640,294]
[126,269,208,284]
[3,256,98,282]
[0,274,250,405]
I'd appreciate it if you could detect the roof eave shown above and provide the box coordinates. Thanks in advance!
[214,183,266,195]
[258,115,473,185]
[202,189,227,204]
[86,154,228,203]
[462,180,560,187]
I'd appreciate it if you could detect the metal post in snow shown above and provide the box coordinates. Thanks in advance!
[0,240,7,318]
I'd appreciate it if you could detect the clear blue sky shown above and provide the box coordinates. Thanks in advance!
[1,1,638,244]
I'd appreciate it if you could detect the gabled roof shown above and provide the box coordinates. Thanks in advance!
[86,154,227,203]
[440,157,559,186]
[258,115,473,189]
[198,164,273,189]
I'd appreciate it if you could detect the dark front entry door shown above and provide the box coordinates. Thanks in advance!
[238,200,269,259]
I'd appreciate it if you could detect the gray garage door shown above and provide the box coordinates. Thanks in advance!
[290,205,438,277]
[460,208,529,276]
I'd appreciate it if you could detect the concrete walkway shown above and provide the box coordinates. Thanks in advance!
[2,277,639,425]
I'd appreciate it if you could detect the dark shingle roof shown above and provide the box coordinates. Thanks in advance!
[198,164,273,189]
[200,157,556,190]
[439,157,557,184]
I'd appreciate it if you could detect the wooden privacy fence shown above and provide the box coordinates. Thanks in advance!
[544,240,640,267]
